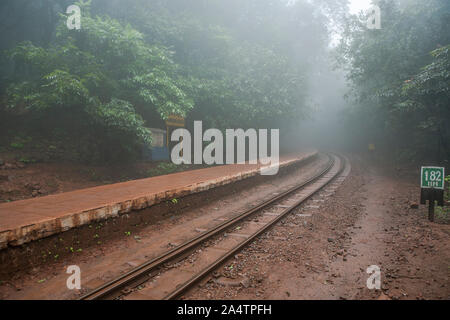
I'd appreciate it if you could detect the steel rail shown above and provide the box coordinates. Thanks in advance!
[163,154,345,300]
[79,154,336,300]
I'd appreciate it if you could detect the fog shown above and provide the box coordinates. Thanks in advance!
[288,59,350,152]
[0,0,448,165]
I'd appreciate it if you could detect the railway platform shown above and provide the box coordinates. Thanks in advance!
[0,151,317,250]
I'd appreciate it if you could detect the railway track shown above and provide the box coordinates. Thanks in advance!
[79,153,349,300]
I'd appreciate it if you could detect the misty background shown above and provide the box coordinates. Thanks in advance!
[0,0,448,166]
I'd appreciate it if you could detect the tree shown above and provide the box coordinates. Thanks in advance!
[3,3,192,162]
[337,0,450,161]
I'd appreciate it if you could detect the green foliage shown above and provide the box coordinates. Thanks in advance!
[97,0,320,129]
[337,0,450,160]
[89,99,152,146]
[0,0,340,162]
[2,4,193,162]
[130,71,194,120]
[10,142,24,149]
[147,162,188,177]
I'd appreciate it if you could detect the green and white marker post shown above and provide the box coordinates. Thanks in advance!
[420,166,445,222]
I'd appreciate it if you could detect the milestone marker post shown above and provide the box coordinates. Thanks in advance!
[428,198,435,222]
[420,167,445,222]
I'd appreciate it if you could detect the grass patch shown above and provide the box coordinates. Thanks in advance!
[147,162,190,177]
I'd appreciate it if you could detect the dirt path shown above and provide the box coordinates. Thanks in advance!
[188,155,450,300]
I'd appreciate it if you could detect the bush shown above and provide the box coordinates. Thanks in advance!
[2,5,192,163]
